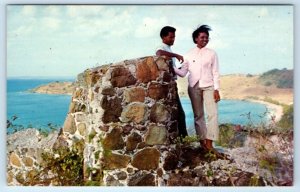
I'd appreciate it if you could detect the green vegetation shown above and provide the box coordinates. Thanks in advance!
[88,128,97,143]
[85,180,101,186]
[257,145,277,174]
[264,81,272,86]
[40,147,84,186]
[16,147,84,186]
[246,96,259,100]
[263,97,282,106]
[259,68,293,88]
[277,105,293,132]
[204,150,218,161]
[175,135,200,145]
[216,124,247,148]
[85,167,103,186]
[249,174,260,186]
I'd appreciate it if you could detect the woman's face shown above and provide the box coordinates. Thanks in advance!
[195,32,209,48]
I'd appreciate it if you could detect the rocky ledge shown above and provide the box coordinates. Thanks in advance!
[7,128,270,186]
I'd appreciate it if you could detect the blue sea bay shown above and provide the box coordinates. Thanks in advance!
[7,78,74,134]
[7,79,268,135]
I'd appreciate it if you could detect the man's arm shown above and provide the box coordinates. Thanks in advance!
[156,49,184,63]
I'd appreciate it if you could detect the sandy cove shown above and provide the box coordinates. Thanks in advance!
[245,99,283,122]
[176,74,293,122]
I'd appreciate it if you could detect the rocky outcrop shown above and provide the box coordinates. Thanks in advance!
[6,129,59,185]
[7,56,271,186]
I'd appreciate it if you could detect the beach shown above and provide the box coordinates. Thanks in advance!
[246,99,283,122]
[176,74,293,123]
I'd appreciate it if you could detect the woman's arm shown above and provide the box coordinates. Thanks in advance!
[212,52,220,90]
[174,62,189,77]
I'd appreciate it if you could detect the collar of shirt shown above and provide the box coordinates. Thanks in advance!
[162,43,172,52]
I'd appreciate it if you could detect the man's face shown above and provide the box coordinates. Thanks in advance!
[162,32,175,46]
[195,32,209,48]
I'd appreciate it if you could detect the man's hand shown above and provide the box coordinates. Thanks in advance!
[175,54,184,63]
[214,90,220,103]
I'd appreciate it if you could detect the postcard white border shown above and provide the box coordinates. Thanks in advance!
[1,1,298,192]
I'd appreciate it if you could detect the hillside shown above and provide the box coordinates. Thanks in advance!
[258,68,293,88]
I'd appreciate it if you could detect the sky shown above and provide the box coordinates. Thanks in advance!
[7,5,293,78]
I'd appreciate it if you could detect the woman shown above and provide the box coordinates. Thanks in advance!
[174,25,220,151]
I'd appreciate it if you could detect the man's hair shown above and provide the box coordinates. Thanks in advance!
[192,25,211,43]
[160,26,176,38]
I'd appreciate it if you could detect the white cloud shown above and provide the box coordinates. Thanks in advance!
[258,7,269,17]
[63,6,135,38]
[66,5,105,18]
[42,17,61,30]
[44,6,61,17]
[21,5,36,17]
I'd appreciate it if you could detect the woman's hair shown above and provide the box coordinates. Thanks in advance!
[160,26,176,38]
[192,25,211,43]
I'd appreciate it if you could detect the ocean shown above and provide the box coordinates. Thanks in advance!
[7,79,268,135]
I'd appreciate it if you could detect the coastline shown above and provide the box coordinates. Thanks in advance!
[246,99,283,123]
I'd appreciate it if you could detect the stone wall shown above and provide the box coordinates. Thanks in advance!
[54,56,181,186]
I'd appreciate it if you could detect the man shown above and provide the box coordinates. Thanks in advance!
[156,26,188,138]
[174,25,220,151]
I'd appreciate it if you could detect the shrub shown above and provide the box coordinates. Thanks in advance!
[216,124,247,148]
[40,147,84,186]
[264,81,272,86]
[277,105,293,132]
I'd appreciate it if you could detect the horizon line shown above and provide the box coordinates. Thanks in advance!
[7,68,293,80]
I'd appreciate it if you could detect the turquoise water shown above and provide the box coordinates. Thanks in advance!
[7,78,74,134]
[7,79,268,135]
[181,97,268,135]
